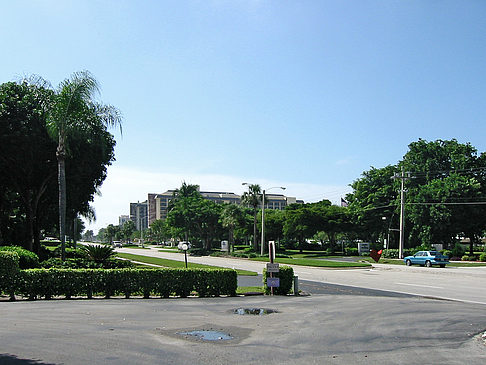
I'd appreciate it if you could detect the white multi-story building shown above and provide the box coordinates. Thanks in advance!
[143,188,303,227]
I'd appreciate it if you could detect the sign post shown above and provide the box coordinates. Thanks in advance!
[266,261,279,295]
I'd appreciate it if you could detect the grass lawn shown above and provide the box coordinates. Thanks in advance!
[249,256,371,268]
[116,252,258,276]
[123,244,149,249]
[236,286,264,295]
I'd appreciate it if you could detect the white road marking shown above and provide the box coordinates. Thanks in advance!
[396,282,443,289]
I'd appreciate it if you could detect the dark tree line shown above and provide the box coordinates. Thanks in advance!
[0,77,119,255]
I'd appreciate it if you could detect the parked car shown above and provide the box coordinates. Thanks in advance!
[403,251,449,268]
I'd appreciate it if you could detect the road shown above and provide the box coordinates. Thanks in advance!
[2,292,486,364]
[117,247,486,305]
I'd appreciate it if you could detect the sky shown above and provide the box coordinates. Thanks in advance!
[1,1,486,233]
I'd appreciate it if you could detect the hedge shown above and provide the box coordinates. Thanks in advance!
[0,246,39,269]
[381,249,414,259]
[3,268,237,300]
[0,251,20,300]
[263,265,294,295]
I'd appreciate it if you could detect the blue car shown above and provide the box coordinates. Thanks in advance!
[403,251,449,268]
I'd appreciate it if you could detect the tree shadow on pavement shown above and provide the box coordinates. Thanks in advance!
[0,354,57,365]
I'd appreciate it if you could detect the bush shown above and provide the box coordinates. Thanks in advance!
[441,249,452,258]
[479,253,486,262]
[0,246,39,269]
[345,247,358,256]
[451,243,464,258]
[12,267,237,300]
[52,246,84,259]
[80,245,116,263]
[0,251,20,300]
[41,257,134,269]
[188,247,207,256]
[382,249,414,259]
[263,265,294,295]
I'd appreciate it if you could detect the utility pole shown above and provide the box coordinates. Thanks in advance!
[393,167,409,259]
[261,189,266,256]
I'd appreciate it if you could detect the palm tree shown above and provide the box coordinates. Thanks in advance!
[220,204,245,253]
[241,184,262,251]
[46,71,122,260]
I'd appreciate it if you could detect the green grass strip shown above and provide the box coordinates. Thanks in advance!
[117,252,258,276]
[250,256,371,268]
[237,286,264,295]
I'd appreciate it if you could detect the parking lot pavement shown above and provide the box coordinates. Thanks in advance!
[1,293,486,365]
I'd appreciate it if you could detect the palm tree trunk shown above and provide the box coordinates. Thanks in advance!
[57,145,67,261]
[253,212,258,251]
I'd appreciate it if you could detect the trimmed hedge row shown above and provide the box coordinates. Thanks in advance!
[381,249,414,259]
[2,267,237,300]
[263,265,294,295]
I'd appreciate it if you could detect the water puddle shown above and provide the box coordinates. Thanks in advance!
[177,330,233,341]
[233,308,277,315]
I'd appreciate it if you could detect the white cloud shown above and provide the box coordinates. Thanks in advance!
[83,165,352,233]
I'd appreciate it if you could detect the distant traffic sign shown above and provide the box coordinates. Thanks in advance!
[266,263,280,273]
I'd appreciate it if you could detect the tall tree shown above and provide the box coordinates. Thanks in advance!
[0,81,56,252]
[220,204,245,253]
[241,184,262,251]
[46,71,122,260]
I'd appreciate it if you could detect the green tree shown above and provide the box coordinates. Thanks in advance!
[121,220,135,243]
[0,81,56,252]
[402,139,486,253]
[347,139,486,253]
[104,224,119,244]
[241,184,262,251]
[166,188,223,251]
[83,230,94,242]
[283,204,314,253]
[147,219,169,243]
[220,204,245,253]
[45,71,122,260]
[346,165,399,244]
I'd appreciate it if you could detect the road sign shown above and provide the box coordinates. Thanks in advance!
[266,263,279,273]
[267,277,280,288]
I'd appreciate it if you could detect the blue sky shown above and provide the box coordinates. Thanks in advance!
[2,1,485,232]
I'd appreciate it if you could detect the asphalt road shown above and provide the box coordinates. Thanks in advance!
[1,293,486,365]
[118,247,486,305]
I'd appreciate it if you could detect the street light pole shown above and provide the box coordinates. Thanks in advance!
[242,183,285,256]
[261,189,266,256]
[260,186,286,256]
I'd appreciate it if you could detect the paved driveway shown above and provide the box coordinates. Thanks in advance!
[1,293,486,364]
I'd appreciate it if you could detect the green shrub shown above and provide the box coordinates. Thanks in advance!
[479,253,486,262]
[345,247,358,256]
[13,267,237,300]
[80,245,116,263]
[0,251,20,300]
[382,249,414,259]
[263,265,294,295]
[0,246,39,269]
[52,246,84,259]
[441,249,452,258]
[451,243,464,258]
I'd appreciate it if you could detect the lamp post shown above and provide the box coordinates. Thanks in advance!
[242,183,285,256]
